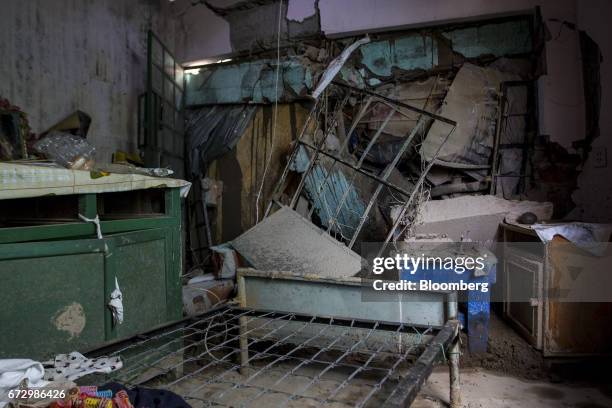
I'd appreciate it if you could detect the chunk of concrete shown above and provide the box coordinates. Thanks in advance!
[395,195,553,243]
[418,196,553,224]
[232,206,361,277]
[420,63,519,168]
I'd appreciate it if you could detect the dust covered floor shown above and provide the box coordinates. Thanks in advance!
[413,314,612,407]
[413,367,612,408]
[460,313,547,380]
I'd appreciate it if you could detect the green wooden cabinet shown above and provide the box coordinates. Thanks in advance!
[0,188,183,360]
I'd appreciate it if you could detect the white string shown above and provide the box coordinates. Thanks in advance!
[78,213,103,239]
[255,0,283,223]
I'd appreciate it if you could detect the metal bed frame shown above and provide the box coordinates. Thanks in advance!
[265,82,457,250]
[87,77,461,408]
[91,269,461,407]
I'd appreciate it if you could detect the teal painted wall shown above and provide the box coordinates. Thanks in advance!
[184,17,531,105]
[185,58,313,105]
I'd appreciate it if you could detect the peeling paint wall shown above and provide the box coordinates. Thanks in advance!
[184,17,532,106]
[0,0,181,163]
[358,35,438,77]
[317,0,587,157]
[176,0,609,220]
[185,57,314,105]
[175,0,585,148]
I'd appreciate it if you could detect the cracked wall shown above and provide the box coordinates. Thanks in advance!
[176,0,610,220]
[175,0,586,151]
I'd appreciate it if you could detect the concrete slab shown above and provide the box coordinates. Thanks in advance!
[232,206,361,277]
[408,196,553,242]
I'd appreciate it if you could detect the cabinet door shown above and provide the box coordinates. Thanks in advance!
[503,249,544,349]
[0,239,107,359]
[103,228,180,341]
[0,227,181,359]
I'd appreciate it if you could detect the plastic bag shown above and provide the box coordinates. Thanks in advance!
[34,131,95,170]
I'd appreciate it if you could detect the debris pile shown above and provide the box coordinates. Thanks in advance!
[183,16,571,276]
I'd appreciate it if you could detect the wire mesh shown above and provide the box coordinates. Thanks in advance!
[94,307,437,408]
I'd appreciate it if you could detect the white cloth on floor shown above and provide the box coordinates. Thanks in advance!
[43,352,122,382]
[0,359,49,408]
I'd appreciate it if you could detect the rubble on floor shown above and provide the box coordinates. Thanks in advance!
[460,314,547,380]
[415,317,612,407]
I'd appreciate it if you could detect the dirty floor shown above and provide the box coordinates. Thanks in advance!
[413,367,612,408]
[460,313,547,380]
[414,314,612,408]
